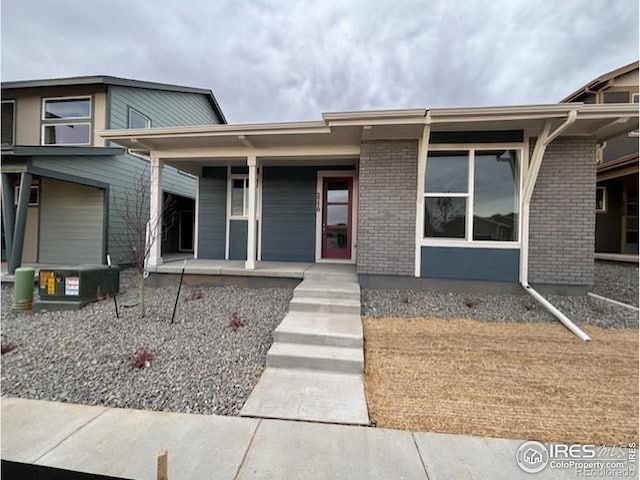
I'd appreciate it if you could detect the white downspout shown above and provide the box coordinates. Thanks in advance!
[520,110,591,342]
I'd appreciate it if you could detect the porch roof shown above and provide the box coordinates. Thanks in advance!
[98,103,639,160]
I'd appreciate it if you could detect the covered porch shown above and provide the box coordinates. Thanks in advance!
[150,258,313,279]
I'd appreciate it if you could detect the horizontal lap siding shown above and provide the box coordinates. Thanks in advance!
[39,178,104,264]
[31,154,150,264]
[261,167,317,262]
[198,168,226,259]
[109,85,222,200]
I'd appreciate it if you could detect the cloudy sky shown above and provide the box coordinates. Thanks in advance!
[2,0,638,123]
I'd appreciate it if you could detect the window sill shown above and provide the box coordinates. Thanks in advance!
[421,240,520,249]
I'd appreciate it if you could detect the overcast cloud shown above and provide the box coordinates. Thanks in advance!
[1,0,638,123]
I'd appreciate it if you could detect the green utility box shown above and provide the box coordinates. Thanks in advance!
[35,264,120,311]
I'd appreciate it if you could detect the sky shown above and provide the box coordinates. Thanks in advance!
[1,0,638,123]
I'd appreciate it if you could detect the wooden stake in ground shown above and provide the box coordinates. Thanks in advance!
[171,259,187,324]
[157,449,168,480]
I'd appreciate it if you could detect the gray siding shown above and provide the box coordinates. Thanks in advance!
[31,153,149,264]
[261,167,317,262]
[529,136,597,286]
[421,246,519,282]
[358,140,418,276]
[197,168,226,259]
[108,86,220,129]
[603,135,638,163]
[162,165,196,198]
[39,178,104,264]
[229,220,247,260]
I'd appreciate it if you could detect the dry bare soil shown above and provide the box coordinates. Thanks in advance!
[364,317,638,445]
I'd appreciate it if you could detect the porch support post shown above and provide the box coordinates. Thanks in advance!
[245,154,257,270]
[2,173,15,260]
[148,154,163,268]
[8,172,32,274]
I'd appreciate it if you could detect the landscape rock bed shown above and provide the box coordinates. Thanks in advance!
[362,287,638,329]
[592,260,639,307]
[1,271,292,416]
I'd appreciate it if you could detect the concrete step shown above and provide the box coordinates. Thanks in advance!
[294,281,360,301]
[289,297,361,315]
[303,264,358,283]
[266,342,364,374]
[240,368,370,425]
[274,312,363,347]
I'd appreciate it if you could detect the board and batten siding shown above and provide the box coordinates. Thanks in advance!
[198,167,227,259]
[38,178,104,264]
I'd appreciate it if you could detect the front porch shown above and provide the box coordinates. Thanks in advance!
[150,258,314,279]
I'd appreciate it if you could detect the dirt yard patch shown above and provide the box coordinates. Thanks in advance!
[364,317,638,445]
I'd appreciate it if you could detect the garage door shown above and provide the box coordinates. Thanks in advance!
[39,178,104,264]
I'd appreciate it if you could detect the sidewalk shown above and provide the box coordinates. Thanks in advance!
[1,397,580,479]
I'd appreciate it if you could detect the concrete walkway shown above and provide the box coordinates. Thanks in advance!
[1,397,583,479]
[240,264,369,425]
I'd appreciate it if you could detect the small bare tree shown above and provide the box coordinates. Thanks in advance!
[111,169,174,318]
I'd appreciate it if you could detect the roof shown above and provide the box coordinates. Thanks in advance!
[1,75,227,124]
[561,61,639,103]
[1,145,125,157]
[98,103,639,170]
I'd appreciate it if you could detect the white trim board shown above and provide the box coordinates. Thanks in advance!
[315,170,358,264]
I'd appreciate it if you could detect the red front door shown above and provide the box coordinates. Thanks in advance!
[321,177,352,260]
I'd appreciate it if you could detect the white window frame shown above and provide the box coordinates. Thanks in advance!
[225,167,262,260]
[128,107,151,129]
[422,143,523,249]
[13,185,39,206]
[1,99,16,145]
[41,96,92,146]
[41,122,92,146]
[596,186,607,213]
[41,95,92,121]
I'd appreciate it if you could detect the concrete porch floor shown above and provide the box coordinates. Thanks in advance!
[594,252,639,263]
[150,259,357,279]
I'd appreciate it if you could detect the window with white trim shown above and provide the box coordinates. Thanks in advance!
[231,176,249,217]
[41,96,92,145]
[128,108,151,129]
[596,186,606,213]
[424,148,520,243]
[13,185,39,206]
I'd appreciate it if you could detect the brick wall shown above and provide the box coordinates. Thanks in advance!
[529,136,597,286]
[357,140,418,275]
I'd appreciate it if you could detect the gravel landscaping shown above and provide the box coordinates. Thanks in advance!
[592,260,639,307]
[362,286,638,329]
[1,270,292,415]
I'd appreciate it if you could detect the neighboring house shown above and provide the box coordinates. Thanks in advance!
[1,75,226,273]
[102,102,638,294]
[562,61,639,255]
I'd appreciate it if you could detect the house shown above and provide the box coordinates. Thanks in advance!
[562,61,639,257]
[1,75,226,274]
[101,102,638,294]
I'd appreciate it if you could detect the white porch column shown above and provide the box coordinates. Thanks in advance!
[245,154,257,269]
[148,154,163,268]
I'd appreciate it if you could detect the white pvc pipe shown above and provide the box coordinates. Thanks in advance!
[587,292,639,312]
[520,109,592,342]
[523,283,592,342]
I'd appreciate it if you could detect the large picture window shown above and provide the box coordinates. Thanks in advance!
[41,96,92,145]
[424,148,520,243]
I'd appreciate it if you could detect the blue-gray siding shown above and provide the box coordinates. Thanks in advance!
[421,246,519,282]
[198,168,226,259]
[261,167,318,262]
[229,220,248,260]
[162,165,196,199]
[108,85,219,129]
